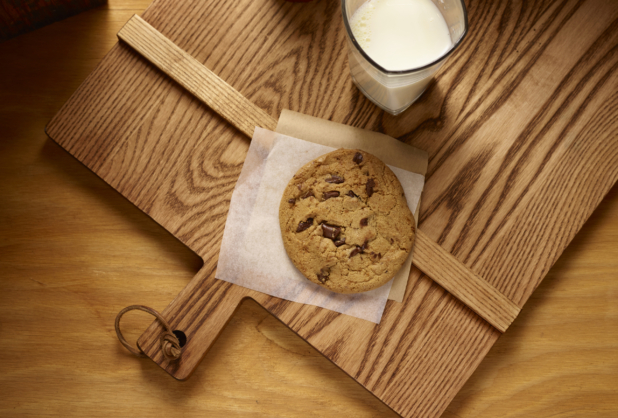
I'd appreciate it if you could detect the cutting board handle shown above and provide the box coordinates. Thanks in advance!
[135,265,259,380]
[117,14,519,372]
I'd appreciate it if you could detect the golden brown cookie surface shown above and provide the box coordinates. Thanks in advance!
[279,149,415,294]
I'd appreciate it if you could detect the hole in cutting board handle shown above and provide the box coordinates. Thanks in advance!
[173,330,187,348]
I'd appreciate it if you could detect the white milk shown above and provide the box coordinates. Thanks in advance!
[350,0,451,71]
[347,0,452,113]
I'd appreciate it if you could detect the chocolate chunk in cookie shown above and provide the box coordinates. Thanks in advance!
[366,178,375,197]
[326,175,344,184]
[323,191,340,200]
[296,218,313,233]
[279,149,415,294]
[321,223,341,240]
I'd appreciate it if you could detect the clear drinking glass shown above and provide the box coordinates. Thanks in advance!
[341,0,468,115]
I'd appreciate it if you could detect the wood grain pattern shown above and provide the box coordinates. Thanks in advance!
[1,1,617,417]
[413,229,520,332]
[117,14,278,138]
[42,0,618,417]
[118,13,519,333]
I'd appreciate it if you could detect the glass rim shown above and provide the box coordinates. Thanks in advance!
[341,0,469,75]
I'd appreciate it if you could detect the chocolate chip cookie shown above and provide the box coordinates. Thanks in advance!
[279,149,415,294]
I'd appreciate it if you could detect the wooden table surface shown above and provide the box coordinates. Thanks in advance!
[1,1,617,417]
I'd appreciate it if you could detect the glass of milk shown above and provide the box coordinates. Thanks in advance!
[342,0,468,115]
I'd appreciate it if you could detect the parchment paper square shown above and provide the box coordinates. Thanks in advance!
[216,128,425,323]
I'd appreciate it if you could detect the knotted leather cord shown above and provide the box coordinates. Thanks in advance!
[115,305,182,361]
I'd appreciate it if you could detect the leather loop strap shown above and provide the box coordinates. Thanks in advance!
[115,305,182,361]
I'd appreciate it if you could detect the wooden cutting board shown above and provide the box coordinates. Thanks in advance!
[45,1,618,417]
